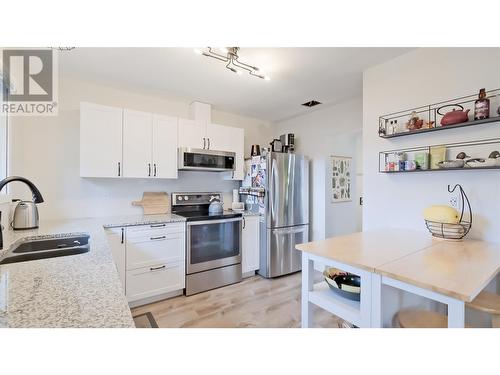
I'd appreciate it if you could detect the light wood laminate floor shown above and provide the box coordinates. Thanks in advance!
[131,272,341,328]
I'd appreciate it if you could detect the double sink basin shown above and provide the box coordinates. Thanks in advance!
[0,234,90,265]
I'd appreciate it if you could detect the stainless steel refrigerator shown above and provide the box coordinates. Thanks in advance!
[251,152,309,278]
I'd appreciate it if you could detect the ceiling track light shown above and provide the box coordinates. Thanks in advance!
[194,47,270,81]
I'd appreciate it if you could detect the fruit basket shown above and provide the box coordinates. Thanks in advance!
[424,184,472,240]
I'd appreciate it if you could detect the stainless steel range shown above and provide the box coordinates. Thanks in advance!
[171,192,243,296]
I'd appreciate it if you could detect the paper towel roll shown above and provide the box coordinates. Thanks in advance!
[232,189,239,203]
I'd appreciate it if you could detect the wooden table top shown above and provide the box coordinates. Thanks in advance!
[377,240,500,302]
[295,230,435,272]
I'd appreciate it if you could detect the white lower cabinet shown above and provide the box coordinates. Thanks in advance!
[126,262,184,302]
[105,222,186,305]
[242,215,260,276]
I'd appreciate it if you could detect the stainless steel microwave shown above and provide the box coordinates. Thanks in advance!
[178,148,236,172]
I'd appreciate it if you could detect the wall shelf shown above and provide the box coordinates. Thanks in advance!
[378,88,500,138]
[379,138,500,173]
[380,116,500,139]
[381,166,500,173]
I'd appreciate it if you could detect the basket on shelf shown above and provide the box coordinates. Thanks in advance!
[424,184,472,240]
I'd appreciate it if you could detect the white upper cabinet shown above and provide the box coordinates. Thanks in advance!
[123,109,153,178]
[178,118,206,149]
[208,123,245,180]
[152,115,178,179]
[80,103,178,179]
[206,123,232,151]
[80,102,123,178]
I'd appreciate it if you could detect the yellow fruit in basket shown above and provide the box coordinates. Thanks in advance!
[423,205,460,224]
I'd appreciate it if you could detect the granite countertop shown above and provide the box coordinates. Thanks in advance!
[102,213,186,228]
[0,217,139,328]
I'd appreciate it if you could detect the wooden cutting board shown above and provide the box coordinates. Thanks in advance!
[132,192,170,215]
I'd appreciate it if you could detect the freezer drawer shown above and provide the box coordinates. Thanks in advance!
[259,224,308,278]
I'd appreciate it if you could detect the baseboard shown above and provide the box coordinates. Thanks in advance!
[242,270,257,278]
[128,289,183,308]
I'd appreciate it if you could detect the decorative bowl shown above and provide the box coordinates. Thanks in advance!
[323,270,361,301]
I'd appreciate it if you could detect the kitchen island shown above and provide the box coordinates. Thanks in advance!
[296,230,500,328]
[0,214,184,328]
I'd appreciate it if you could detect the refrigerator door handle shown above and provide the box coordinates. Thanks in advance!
[272,225,308,235]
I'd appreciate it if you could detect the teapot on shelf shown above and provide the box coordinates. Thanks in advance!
[437,104,470,126]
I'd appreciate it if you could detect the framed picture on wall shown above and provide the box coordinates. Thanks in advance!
[330,155,352,203]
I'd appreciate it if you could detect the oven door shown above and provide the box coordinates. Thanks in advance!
[186,217,242,274]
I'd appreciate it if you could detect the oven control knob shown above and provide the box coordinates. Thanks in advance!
[177,196,183,201]
[184,196,189,201]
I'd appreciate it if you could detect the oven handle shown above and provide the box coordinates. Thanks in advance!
[186,217,243,226]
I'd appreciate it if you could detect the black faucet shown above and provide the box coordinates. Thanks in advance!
[0,176,44,250]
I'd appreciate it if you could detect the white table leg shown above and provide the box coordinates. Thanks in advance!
[301,252,314,328]
[447,299,465,328]
[370,273,382,328]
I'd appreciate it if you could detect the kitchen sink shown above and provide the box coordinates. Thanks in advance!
[0,234,90,265]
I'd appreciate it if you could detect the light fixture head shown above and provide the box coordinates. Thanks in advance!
[196,47,270,81]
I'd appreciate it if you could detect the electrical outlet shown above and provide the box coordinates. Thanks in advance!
[450,196,458,208]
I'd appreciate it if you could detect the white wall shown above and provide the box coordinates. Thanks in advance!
[364,49,500,326]
[9,76,273,220]
[363,48,500,243]
[325,130,363,238]
[274,97,363,241]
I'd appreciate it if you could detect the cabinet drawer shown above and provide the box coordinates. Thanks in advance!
[126,261,185,302]
[126,232,184,270]
[126,222,184,236]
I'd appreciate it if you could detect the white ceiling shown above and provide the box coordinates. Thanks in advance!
[60,47,412,122]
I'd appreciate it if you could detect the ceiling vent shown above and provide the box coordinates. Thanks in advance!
[302,100,322,107]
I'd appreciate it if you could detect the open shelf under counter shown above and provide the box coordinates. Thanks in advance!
[309,282,361,327]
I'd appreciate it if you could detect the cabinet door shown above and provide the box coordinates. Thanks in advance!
[80,102,123,177]
[242,216,260,275]
[122,109,153,178]
[152,115,178,179]
[231,127,245,180]
[105,227,126,292]
[209,123,245,180]
[178,118,206,149]
[206,123,232,151]
[126,261,185,303]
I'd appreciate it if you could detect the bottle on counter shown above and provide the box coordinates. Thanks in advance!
[474,88,490,120]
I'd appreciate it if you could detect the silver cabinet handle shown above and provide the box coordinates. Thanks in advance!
[207,138,210,149]
[150,235,166,241]
[118,162,121,177]
[203,137,206,149]
[154,163,157,177]
[150,224,166,228]
[148,163,151,177]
